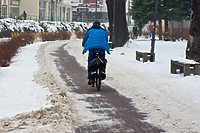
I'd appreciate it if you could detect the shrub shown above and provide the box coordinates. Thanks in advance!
[181,33,189,40]
[39,23,48,32]
[0,32,36,67]
[0,24,13,38]
[41,31,71,42]
[106,30,110,36]
[60,31,71,40]
[142,30,150,37]
[75,31,86,39]
[41,32,52,41]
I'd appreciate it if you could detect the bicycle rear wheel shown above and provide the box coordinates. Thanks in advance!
[96,68,101,91]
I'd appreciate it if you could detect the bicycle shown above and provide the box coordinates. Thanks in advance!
[89,51,107,91]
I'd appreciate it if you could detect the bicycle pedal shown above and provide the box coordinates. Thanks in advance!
[91,84,94,87]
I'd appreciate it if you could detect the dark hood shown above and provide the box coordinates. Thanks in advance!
[88,24,105,31]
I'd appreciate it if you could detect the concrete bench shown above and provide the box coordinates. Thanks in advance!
[136,51,155,63]
[171,59,200,76]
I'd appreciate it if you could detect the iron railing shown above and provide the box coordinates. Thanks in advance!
[0,14,110,23]
[0,14,73,22]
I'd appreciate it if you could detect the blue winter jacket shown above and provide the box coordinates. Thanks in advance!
[82,24,110,54]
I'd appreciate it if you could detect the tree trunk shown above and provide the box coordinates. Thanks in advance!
[164,16,168,33]
[138,26,142,36]
[186,0,200,62]
[159,19,162,40]
[106,0,129,47]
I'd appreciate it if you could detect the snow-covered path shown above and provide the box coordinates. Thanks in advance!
[67,38,200,132]
[0,37,200,132]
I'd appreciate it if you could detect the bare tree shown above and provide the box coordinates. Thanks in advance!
[106,0,129,47]
[186,0,200,62]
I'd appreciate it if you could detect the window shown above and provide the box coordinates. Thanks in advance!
[66,8,70,22]
[39,1,46,21]
[10,0,20,6]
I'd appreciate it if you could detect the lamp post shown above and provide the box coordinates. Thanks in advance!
[0,0,1,18]
[112,0,115,49]
[128,0,130,25]
[95,0,97,20]
[55,0,57,21]
[100,0,103,22]
[150,0,159,62]
[85,0,88,22]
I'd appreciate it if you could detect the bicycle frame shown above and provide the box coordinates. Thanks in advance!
[92,51,104,90]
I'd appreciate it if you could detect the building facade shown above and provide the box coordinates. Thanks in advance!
[71,0,108,22]
[0,0,73,22]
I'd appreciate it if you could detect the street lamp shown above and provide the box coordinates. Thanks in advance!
[112,0,115,49]
[85,4,88,22]
[0,0,1,18]
[95,0,97,20]
[150,0,158,62]
[56,0,58,21]
[100,1,103,22]
[128,0,130,25]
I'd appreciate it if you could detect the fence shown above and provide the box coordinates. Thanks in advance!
[0,13,110,23]
[0,14,73,22]
[72,17,108,23]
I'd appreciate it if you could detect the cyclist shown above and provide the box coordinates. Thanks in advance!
[82,21,110,85]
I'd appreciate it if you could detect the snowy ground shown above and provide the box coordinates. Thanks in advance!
[0,42,49,119]
[0,35,200,132]
[67,36,200,133]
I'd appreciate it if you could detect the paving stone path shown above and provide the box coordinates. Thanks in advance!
[54,43,165,133]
